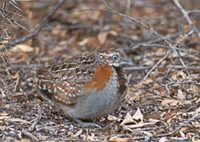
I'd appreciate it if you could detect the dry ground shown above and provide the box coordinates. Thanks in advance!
[0,0,200,141]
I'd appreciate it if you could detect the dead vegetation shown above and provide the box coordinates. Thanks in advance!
[0,0,200,141]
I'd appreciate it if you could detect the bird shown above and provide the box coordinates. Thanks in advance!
[36,48,129,127]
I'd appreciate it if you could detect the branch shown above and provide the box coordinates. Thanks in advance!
[142,51,170,81]
[172,0,200,37]
[0,0,64,52]
[99,0,187,69]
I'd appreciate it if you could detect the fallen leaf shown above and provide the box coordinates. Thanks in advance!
[177,89,186,100]
[78,38,90,46]
[140,130,153,137]
[74,129,83,137]
[0,116,10,120]
[148,118,160,124]
[15,139,31,142]
[122,122,155,129]
[7,118,31,124]
[12,44,34,52]
[161,98,182,106]
[78,37,99,47]
[177,71,187,80]
[129,90,143,101]
[0,111,9,116]
[109,30,118,36]
[161,98,191,107]
[0,126,6,131]
[142,78,154,84]
[98,32,108,44]
[171,72,177,80]
[107,115,120,121]
[143,58,154,66]
[121,112,135,125]
[109,137,132,142]
[162,112,176,120]
[159,137,168,142]
[0,112,10,120]
[132,108,143,121]
[121,108,143,125]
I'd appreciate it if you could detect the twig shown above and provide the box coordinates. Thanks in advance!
[142,51,170,81]
[125,0,131,15]
[8,64,43,69]
[0,0,27,38]
[96,1,188,69]
[132,114,200,141]
[9,0,22,12]
[123,32,185,51]
[22,130,39,142]
[141,29,194,81]
[0,0,64,52]
[13,73,20,91]
[188,10,200,14]
[131,125,185,141]
[124,65,200,71]
[124,66,149,71]
[172,0,200,37]
[8,64,200,71]
[28,104,43,131]
[128,43,187,52]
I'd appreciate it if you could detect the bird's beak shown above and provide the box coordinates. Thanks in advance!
[121,59,134,66]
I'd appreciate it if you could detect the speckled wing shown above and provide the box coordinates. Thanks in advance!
[36,54,96,105]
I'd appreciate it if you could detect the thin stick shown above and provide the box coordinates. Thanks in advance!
[142,51,170,81]
[0,0,64,52]
[172,0,200,37]
[22,130,39,142]
[98,1,187,69]
[28,104,43,131]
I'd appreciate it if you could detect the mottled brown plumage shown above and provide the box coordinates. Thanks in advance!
[36,49,129,127]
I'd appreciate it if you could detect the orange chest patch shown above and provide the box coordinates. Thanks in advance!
[85,64,113,91]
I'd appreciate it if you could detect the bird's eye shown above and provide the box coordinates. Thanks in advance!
[112,54,119,60]
[97,54,104,59]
